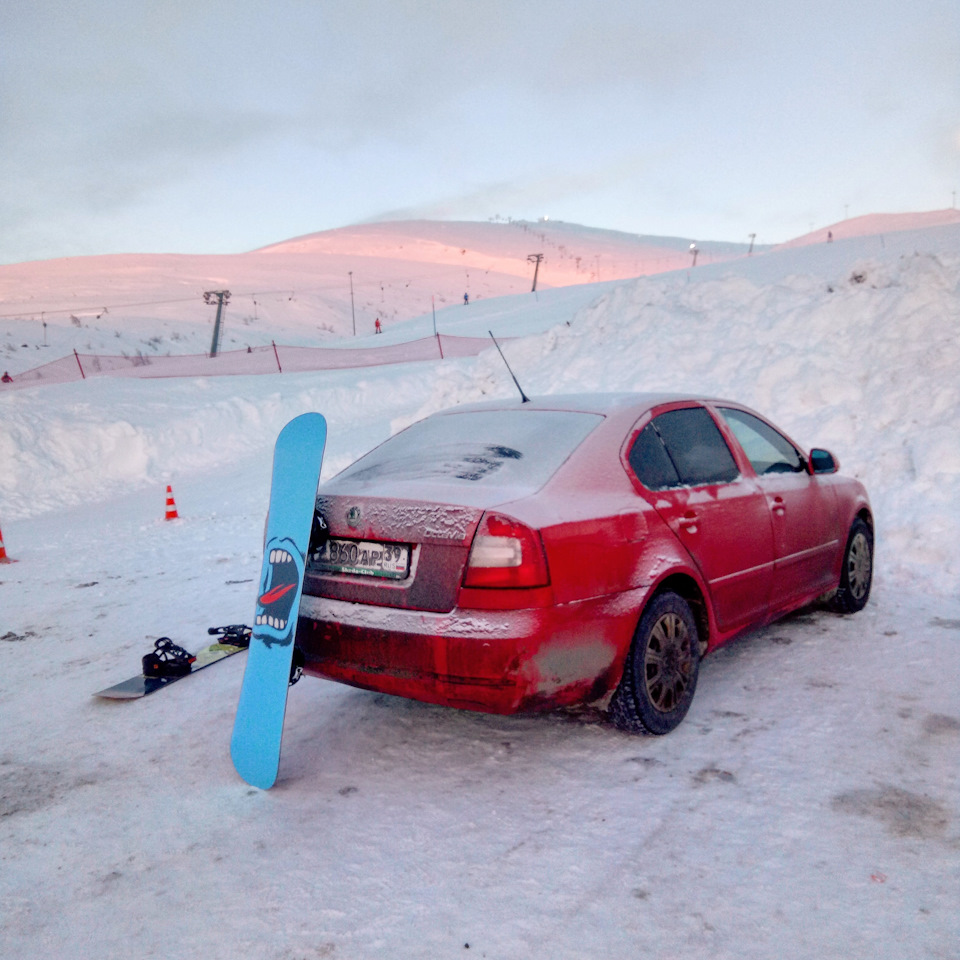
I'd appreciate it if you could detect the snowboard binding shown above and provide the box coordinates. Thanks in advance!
[289,646,305,686]
[208,624,253,648]
[142,638,197,678]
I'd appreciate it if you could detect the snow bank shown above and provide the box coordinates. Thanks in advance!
[0,367,448,519]
[407,251,960,590]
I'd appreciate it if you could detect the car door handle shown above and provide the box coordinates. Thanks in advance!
[772,496,786,515]
[678,512,699,532]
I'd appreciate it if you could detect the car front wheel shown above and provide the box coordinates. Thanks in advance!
[829,518,873,613]
[609,591,701,735]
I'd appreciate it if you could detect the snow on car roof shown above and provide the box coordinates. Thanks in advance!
[437,392,729,416]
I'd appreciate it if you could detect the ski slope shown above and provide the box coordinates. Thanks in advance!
[1,218,959,959]
[0,219,755,375]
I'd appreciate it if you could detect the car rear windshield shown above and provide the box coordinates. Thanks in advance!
[327,409,603,502]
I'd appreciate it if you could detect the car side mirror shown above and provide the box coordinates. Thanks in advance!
[809,448,838,474]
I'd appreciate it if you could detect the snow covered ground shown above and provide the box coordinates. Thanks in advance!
[1,219,959,959]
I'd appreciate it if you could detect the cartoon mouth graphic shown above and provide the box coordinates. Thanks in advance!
[256,547,299,631]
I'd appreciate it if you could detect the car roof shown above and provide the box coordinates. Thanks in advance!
[434,392,732,417]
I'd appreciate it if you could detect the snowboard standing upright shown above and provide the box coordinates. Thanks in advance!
[231,413,326,789]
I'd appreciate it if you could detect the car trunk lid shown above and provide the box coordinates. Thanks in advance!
[304,493,485,613]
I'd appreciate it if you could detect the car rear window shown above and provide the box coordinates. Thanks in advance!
[327,409,604,500]
[629,407,739,489]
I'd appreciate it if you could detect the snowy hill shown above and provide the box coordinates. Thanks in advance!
[255,218,755,279]
[0,219,755,376]
[775,207,960,248]
[1,214,959,959]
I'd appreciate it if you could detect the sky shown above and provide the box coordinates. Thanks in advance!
[2,0,959,265]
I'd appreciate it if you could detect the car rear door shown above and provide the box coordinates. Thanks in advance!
[626,403,775,632]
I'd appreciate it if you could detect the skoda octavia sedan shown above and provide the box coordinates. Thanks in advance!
[297,394,872,734]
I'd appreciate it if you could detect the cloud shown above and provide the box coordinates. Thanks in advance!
[5,1,709,249]
[4,2,733,156]
[1,4,303,221]
[3,0,959,262]
[366,158,649,223]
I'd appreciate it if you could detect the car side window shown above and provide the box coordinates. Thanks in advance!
[629,407,739,490]
[718,407,805,475]
[629,422,681,489]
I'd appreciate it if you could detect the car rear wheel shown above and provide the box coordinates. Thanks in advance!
[609,591,701,735]
[829,518,873,613]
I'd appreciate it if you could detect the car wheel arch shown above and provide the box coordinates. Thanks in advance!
[645,572,711,658]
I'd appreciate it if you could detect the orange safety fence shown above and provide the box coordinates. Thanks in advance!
[0,334,500,392]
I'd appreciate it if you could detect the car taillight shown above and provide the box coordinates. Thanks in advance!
[463,513,550,588]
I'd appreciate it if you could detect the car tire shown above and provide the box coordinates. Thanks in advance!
[609,591,701,735]
[829,518,873,614]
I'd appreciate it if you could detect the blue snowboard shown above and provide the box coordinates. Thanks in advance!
[231,412,326,788]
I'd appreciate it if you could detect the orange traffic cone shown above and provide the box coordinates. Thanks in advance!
[0,523,14,563]
[164,485,179,521]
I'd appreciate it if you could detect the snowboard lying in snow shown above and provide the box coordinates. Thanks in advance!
[94,625,252,700]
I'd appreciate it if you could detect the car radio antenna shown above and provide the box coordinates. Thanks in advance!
[488,330,530,403]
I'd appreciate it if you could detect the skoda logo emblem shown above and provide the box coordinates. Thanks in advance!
[346,506,362,528]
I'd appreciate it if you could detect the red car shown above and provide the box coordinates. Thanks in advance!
[297,394,873,734]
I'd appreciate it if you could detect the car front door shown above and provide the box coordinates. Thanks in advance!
[715,407,840,605]
[627,404,775,632]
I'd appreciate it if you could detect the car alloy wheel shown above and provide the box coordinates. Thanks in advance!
[846,529,872,602]
[829,518,873,614]
[610,590,701,735]
[644,610,695,713]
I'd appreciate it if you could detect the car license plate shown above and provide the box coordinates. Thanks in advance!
[311,538,410,579]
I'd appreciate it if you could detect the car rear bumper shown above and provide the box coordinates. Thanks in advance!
[297,591,644,714]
